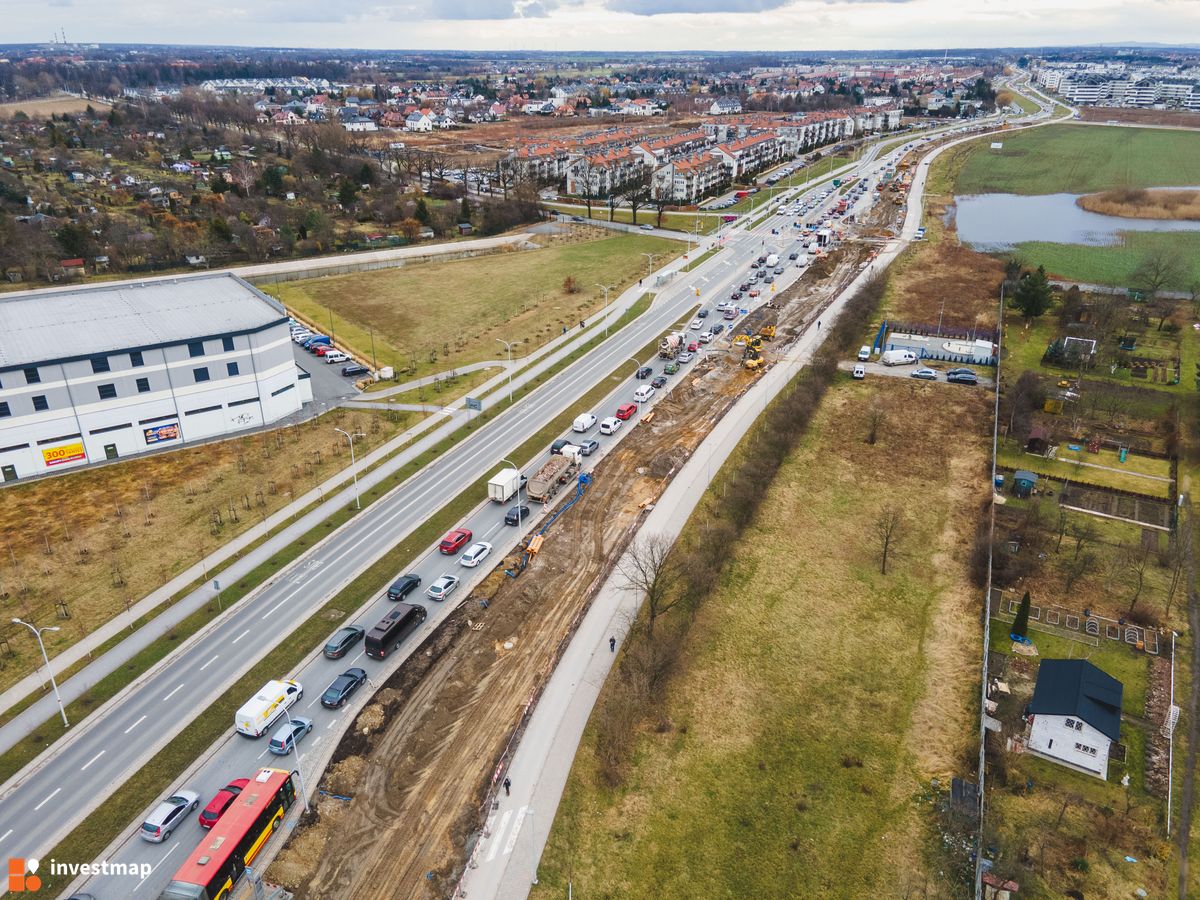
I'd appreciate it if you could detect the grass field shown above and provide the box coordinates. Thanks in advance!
[954,124,1200,196]
[1009,231,1200,291]
[0,94,112,118]
[545,203,722,234]
[997,445,1172,498]
[533,378,990,898]
[0,407,415,696]
[267,233,679,381]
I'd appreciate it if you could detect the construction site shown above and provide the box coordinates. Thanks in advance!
[264,208,881,898]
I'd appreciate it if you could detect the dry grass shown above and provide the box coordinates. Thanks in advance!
[1078,187,1200,221]
[0,94,111,119]
[265,233,678,381]
[533,378,991,899]
[0,407,415,693]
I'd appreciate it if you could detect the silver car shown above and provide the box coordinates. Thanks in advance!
[140,790,200,842]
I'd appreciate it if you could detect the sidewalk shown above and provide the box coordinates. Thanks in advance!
[0,248,694,759]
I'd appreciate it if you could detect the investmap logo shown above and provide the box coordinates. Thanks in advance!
[8,858,41,892]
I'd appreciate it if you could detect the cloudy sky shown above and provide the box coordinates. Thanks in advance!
[6,0,1198,51]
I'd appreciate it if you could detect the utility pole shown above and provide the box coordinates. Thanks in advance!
[13,618,68,727]
[594,284,615,337]
[334,428,365,510]
[496,339,521,405]
[641,252,659,284]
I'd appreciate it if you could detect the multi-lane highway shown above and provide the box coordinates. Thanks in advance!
[0,106,1032,899]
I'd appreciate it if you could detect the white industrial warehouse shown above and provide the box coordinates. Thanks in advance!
[0,273,311,481]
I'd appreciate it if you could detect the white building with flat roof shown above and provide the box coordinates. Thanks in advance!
[0,273,310,482]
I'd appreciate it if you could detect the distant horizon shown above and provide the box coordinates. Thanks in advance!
[5,0,1199,56]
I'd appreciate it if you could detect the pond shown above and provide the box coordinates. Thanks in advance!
[953,191,1200,250]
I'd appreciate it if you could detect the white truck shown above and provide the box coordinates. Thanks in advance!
[880,349,919,366]
[235,679,303,737]
[765,253,779,268]
[487,467,522,503]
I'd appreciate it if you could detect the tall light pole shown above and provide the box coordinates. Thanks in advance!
[334,428,365,510]
[13,618,67,727]
[496,339,521,405]
[280,707,310,813]
[594,284,615,337]
[641,252,659,284]
[501,457,523,529]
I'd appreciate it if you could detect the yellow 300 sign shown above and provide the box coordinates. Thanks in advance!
[42,442,86,467]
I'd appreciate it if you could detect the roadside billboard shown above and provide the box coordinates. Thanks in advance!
[42,442,86,467]
[144,422,180,445]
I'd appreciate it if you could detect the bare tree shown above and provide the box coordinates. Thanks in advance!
[865,404,884,445]
[1164,536,1186,619]
[873,506,904,575]
[621,169,654,225]
[570,156,599,219]
[1132,247,1184,318]
[1127,545,1152,611]
[1069,519,1097,561]
[1063,550,1095,593]
[618,534,682,639]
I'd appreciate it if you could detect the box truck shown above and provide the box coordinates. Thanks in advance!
[487,467,522,503]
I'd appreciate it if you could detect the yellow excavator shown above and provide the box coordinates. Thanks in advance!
[758,325,775,341]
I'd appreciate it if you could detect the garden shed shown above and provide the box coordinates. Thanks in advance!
[1012,470,1039,499]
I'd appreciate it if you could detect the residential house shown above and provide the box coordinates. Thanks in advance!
[1026,659,1123,780]
[405,110,434,132]
[651,152,727,203]
[708,96,743,115]
[711,132,783,179]
[343,117,378,132]
[565,146,642,197]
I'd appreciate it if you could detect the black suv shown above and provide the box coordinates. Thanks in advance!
[505,505,531,526]
[321,668,367,708]
[387,573,421,601]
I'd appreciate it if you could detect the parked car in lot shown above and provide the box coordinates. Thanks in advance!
[857,345,871,361]
[321,669,367,709]
[459,541,492,568]
[599,416,623,435]
[852,364,866,380]
[578,438,600,456]
[651,375,668,389]
[439,528,472,554]
[324,624,365,659]
[426,574,460,601]
[677,351,694,364]
[615,403,638,420]
[945,368,974,377]
[910,367,938,381]
[948,371,979,385]
[199,778,251,829]
[140,791,200,842]
[342,364,369,377]
[505,505,531,526]
[386,573,421,601]
[635,366,653,380]
[267,717,312,755]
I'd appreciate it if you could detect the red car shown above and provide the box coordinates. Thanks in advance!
[439,528,473,554]
[198,778,250,829]
[687,342,700,353]
[615,403,638,421]
[315,345,336,357]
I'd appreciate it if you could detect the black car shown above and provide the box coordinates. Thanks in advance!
[730,291,742,301]
[710,323,725,335]
[577,439,600,456]
[651,376,668,389]
[324,625,365,659]
[739,282,750,292]
[788,252,799,260]
[550,438,573,454]
[341,364,369,377]
[321,668,368,708]
[386,573,421,601]
[948,372,979,385]
[636,366,654,380]
[945,367,974,377]
[697,309,709,318]
[505,505,531,525]
[750,261,760,269]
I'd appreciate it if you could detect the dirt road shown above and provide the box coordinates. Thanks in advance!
[265,233,875,900]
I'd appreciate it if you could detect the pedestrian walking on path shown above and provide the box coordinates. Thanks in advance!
[503,777,511,796]
[609,636,616,652]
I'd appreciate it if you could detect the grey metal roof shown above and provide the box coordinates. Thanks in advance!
[0,273,286,370]
[1029,659,1123,742]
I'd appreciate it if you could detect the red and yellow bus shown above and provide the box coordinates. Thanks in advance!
[158,767,298,900]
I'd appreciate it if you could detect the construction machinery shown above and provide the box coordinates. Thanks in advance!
[505,473,593,578]
[527,451,581,503]
[758,324,776,341]
[658,331,686,360]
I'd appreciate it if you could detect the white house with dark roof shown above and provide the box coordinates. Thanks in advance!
[1026,659,1123,779]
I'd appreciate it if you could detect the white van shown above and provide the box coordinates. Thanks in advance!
[857,346,871,361]
[324,351,349,364]
[572,413,597,433]
[633,384,655,403]
[235,679,303,737]
[880,349,919,367]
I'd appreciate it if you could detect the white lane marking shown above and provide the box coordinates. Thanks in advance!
[199,654,219,671]
[0,828,12,843]
[486,808,513,862]
[350,650,365,664]
[482,522,502,540]
[257,745,272,760]
[231,629,250,644]
[124,715,147,734]
[261,595,292,620]
[161,683,185,703]
[307,696,321,709]
[503,806,529,857]
[132,844,178,892]
[33,787,61,811]
[81,750,106,771]
[326,719,337,730]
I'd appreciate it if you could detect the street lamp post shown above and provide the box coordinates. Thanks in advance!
[333,428,365,510]
[280,707,310,813]
[12,618,67,727]
[594,284,615,337]
[496,339,521,405]
[641,252,659,284]
[501,457,523,529]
